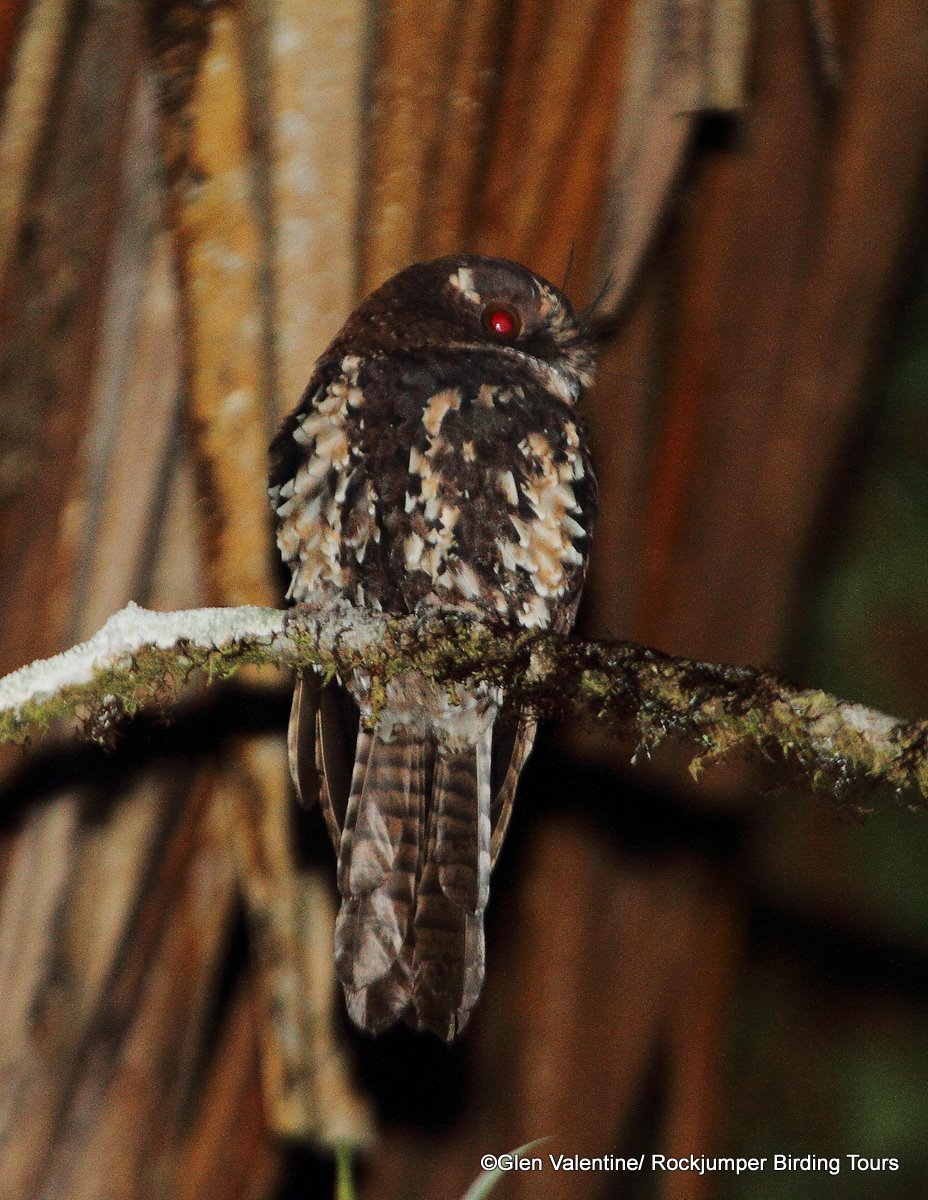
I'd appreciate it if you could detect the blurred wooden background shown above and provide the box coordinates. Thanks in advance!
[1,1,928,1198]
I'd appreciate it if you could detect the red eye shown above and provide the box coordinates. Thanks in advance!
[482,305,521,339]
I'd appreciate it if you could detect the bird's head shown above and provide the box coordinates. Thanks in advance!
[332,254,596,405]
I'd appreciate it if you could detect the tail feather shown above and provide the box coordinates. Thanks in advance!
[411,903,484,1039]
[342,945,414,1034]
[432,731,492,910]
[334,727,423,1013]
[333,726,372,874]
[336,890,410,993]
[411,729,491,1038]
[332,709,494,1039]
[339,729,424,896]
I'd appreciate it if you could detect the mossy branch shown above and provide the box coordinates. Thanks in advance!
[2,601,926,808]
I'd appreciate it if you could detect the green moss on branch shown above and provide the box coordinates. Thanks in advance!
[1,602,926,808]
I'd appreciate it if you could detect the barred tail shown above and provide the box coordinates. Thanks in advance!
[412,729,492,1038]
[333,717,492,1039]
[334,725,423,1033]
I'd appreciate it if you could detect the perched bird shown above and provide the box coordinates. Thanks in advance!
[269,255,597,1039]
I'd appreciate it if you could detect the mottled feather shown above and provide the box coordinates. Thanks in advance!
[269,255,597,1038]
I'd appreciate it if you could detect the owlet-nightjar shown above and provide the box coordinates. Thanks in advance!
[269,255,597,1040]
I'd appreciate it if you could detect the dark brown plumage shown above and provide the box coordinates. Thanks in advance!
[269,255,597,1039]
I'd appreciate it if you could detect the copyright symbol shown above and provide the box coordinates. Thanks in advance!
[481,1156,497,1171]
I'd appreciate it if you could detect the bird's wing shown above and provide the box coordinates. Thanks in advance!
[287,671,321,809]
[288,671,358,851]
[489,715,537,866]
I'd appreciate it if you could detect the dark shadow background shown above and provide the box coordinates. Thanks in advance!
[1,1,927,1198]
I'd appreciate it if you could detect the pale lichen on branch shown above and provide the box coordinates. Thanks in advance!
[1,601,926,807]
